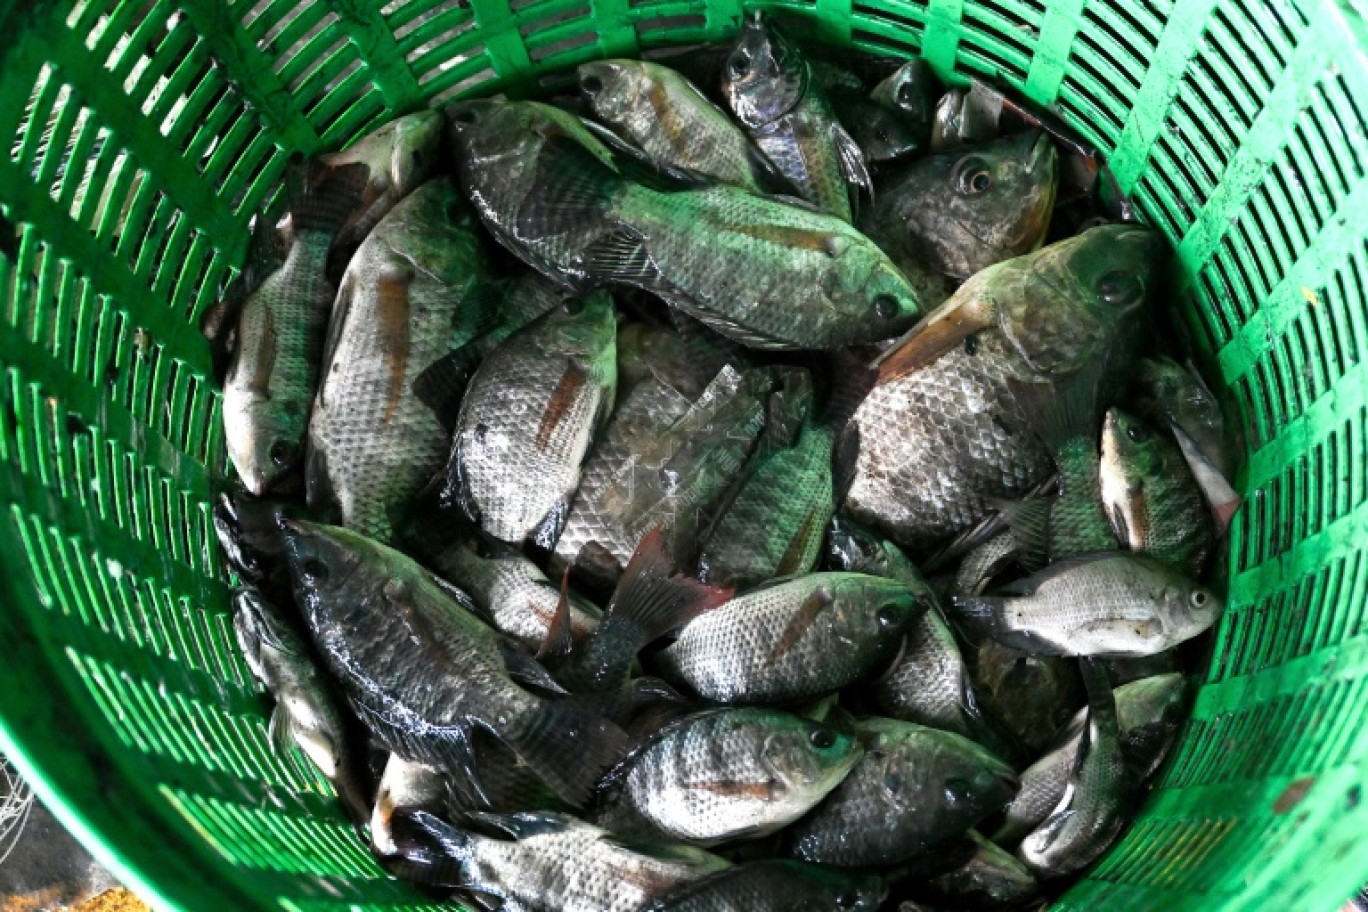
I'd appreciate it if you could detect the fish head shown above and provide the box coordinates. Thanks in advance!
[542,288,618,355]
[1099,407,1171,547]
[577,59,648,123]
[826,576,923,654]
[385,111,445,191]
[762,718,863,794]
[721,13,805,127]
[1138,356,1231,477]
[1115,672,1189,733]
[890,131,1058,279]
[823,245,923,342]
[1160,576,1223,641]
[851,101,921,164]
[876,726,1018,829]
[281,519,366,608]
[882,59,938,129]
[225,397,305,496]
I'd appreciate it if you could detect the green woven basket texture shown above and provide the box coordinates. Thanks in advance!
[0,0,1364,908]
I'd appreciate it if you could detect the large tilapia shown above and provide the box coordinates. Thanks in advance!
[840,224,1165,554]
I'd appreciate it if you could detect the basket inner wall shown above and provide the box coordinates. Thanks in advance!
[0,0,1365,910]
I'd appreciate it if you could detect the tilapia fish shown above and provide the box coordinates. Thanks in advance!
[371,754,446,856]
[307,181,498,543]
[392,809,731,912]
[281,520,628,807]
[913,829,1038,910]
[444,291,617,546]
[869,59,939,153]
[578,59,773,191]
[447,99,922,350]
[721,13,871,221]
[1135,355,1233,481]
[552,365,771,589]
[223,163,367,494]
[591,707,861,845]
[841,223,1164,554]
[656,572,921,703]
[644,859,885,911]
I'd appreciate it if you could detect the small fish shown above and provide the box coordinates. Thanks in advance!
[952,552,1223,657]
[721,13,871,221]
[1101,408,1215,575]
[841,224,1165,555]
[281,520,629,808]
[1018,660,1132,878]
[1135,356,1234,481]
[914,829,1038,910]
[223,162,368,494]
[859,132,1058,285]
[232,586,369,828]
[644,859,885,911]
[786,717,1018,867]
[825,519,1005,753]
[307,181,499,543]
[656,573,922,704]
[444,291,617,546]
[391,809,731,911]
[578,59,774,191]
[372,755,447,856]
[591,708,862,845]
[319,110,445,282]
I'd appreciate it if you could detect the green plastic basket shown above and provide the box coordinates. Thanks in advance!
[0,0,1365,908]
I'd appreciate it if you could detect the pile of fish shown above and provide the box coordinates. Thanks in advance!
[208,13,1240,911]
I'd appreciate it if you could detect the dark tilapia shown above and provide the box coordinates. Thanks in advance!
[952,529,1021,597]
[1135,355,1233,481]
[841,224,1164,554]
[645,859,885,911]
[786,717,1017,867]
[616,319,734,402]
[825,519,1003,752]
[915,829,1038,910]
[233,587,369,827]
[1101,408,1214,574]
[721,14,871,221]
[953,552,1223,657]
[1018,661,1132,878]
[448,99,921,349]
[859,132,1057,287]
[656,573,921,703]
[444,291,617,546]
[578,59,772,191]
[281,520,628,807]
[591,708,861,845]
[969,639,1083,758]
[223,164,366,494]
[552,366,771,589]
[869,59,940,152]
[929,83,1004,152]
[393,810,731,912]
[307,181,498,543]
[319,110,445,282]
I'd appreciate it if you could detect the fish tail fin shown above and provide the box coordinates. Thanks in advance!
[1079,657,1120,733]
[499,700,630,808]
[604,526,733,649]
[286,156,371,237]
[388,809,473,886]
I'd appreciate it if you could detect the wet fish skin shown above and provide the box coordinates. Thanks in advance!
[644,859,885,911]
[447,291,617,545]
[859,132,1058,281]
[616,320,734,403]
[232,586,370,828]
[969,638,1083,759]
[869,59,940,152]
[307,181,498,543]
[372,754,447,856]
[842,224,1165,555]
[786,717,1018,867]
[1135,355,1233,481]
[721,14,870,221]
[657,573,923,704]
[591,708,862,846]
[953,552,1223,657]
[578,59,770,191]
[281,520,628,808]
[916,829,1038,910]
[392,809,731,912]
[1101,407,1214,575]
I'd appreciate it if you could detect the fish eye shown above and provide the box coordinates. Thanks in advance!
[728,49,752,77]
[877,602,908,628]
[834,888,859,909]
[579,72,604,96]
[1098,269,1143,305]
[873,294,901,319]
[301,559,329,582]
[268,440,294,467]
[1190,590,1209,608]
[809,727,837,749]
[882,769,904,793]
[449,106,480,125]
[954,156,993,195]
[944,776,973,805]
[1126,423,1150,443]
[895,83,917,106]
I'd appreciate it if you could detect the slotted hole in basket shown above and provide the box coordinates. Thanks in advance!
[528,30,596,64]
[854,2,927,39]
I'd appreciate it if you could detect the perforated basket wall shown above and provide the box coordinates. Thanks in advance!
[0,0,1365,909]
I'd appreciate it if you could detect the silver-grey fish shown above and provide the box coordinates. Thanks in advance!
[656,573,922,704]
[721,13,871,221]
[392,809,731,912]
[281,520,628,807]
[953,552,1223,657]
[1101,407,1214,575]
[644,859,885,911]
[445,291,617,546]
[591,708,861,845]
[786,717,1017,867]
[1135,355,1233,481]
[841,224,1164,555]
[232,586,369,827]
[578,59,772,191]
[307,181,499,543]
